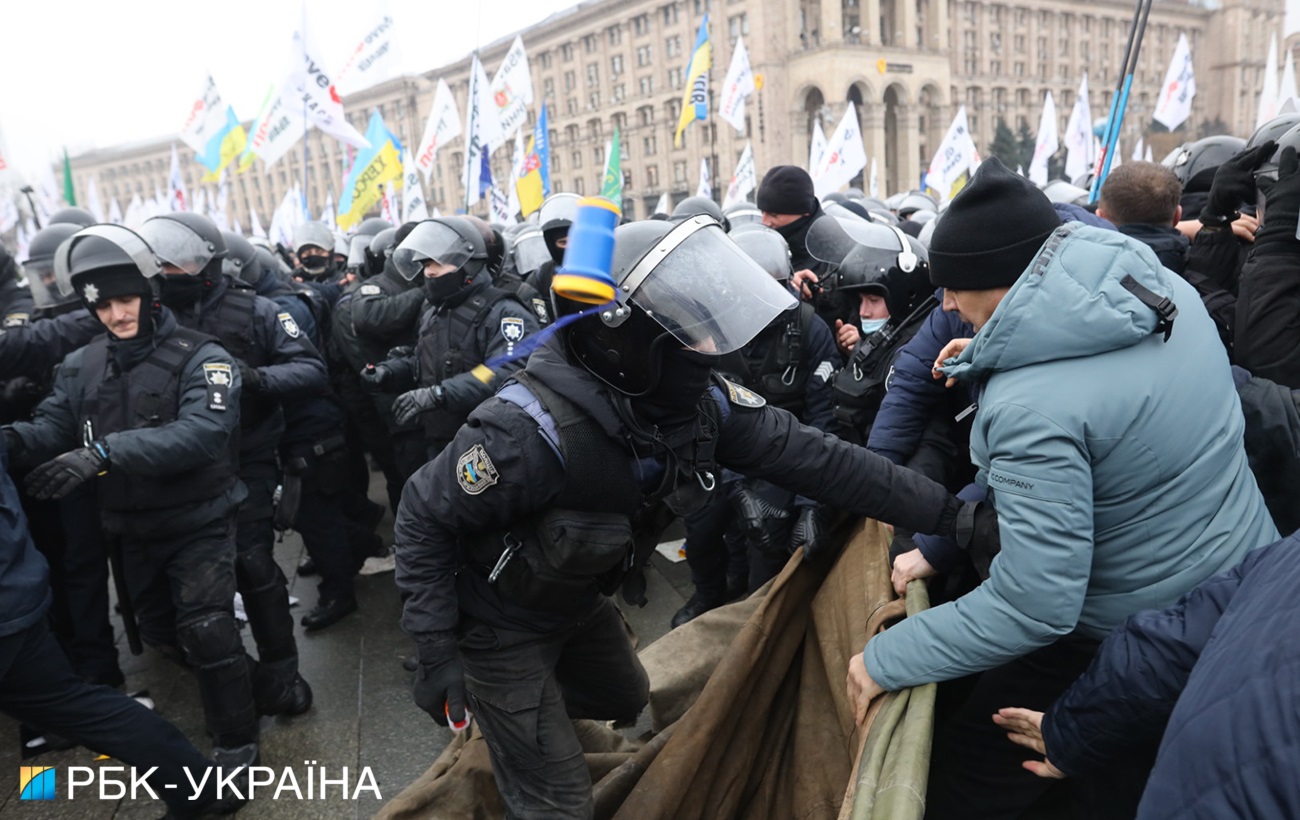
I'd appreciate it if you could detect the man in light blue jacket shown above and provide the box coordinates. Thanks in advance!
[847,158,1279,819]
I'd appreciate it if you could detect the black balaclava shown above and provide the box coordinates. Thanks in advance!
[158,274,208,309]
[637,347,719,425]
[424,259,485,306]
[543,227,570,265]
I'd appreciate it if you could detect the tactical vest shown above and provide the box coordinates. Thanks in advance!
[717,303,815,418]
[193,287,278,432]
[416,285,520,442]
[496,270,553,327]
[462,369,723,614]
[831,295,938,444]
[78,328,238,513]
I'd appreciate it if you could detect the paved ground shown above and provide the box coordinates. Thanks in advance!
[0,472,695,819]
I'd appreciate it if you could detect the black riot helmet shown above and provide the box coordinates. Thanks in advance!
[48,207,96,228]
[346,216,393,276]
[559,216,796,396]
[671,195,729,231]
[539,193,581,264]
[723,202,764,230]
[1247,113,1300,151]
[139,212,227,279]
[25,223,82,307]
[1251,122,1300,220]
[392,217,488,305]
[366,227,400,277]
[355,217,393,237]
[463,215,506,277]
[1162,136,1247,191]
[220,231,260,286]
[728,225,793,282]
[510,225,552,278]
[53,224,165,335]
[806,214,932,321]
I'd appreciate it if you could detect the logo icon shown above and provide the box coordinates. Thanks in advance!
[20,766,56,800]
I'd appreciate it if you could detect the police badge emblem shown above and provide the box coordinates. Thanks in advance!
[530,298,550,325]
[277,312,301,339]
[202,363,234,411]
[500,317,525,343]
[456,444,500,495]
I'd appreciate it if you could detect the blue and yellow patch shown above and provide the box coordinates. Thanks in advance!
[456,443,500,495]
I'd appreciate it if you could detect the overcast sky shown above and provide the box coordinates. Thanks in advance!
[0,0,576,180]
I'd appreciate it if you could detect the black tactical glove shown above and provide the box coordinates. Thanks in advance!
[393,385,444,426]
[359,363,394,391]
[412,635,466,728]
[3,377,43,419]
[1201,141,1276,225]
[236,359,263,393]
[25,443,109,500]
[1255,146,1300,249]
[791,505,834,562]
[730,485,774,553]
[950,500,1001,579]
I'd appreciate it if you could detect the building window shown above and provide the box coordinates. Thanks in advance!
[554,153,563,172]
[594,145,605,166]
[674,160,688,183]
[608,25,623,46]
[589,118,603,139]
[662,4,679,25]
[613,112,628,131]
[638,106,654,126]
[694,0,709,15]
[668,99,682,123]
[565,124,579,143]
[561,43,574,61]
[583,34,598,54]
[644,135,658,155]
[667,67,684,89]
[587,63,600,86]
[666,35,683,57]
[564,71,576,91]
[543,78,555,98]
[612,54,624,75]
[646,165,659,188]
[727,14,749,44]
[540,52,553,69]
[566,97,579,116]
[639,76,654,96]
[633,14,651,35]
[990,32,1001,52]
[573,177,585,195]
[613,83,626,101]
[637,45,653,66]
[1014,61,1024,77]
[589,91,601,109]
[572,150,582,169]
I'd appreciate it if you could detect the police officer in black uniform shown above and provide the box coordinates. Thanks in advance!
[671,225,843,626]
[367,217,539,460]
[3,224,261,769]
[395,214,982,817]
[140,212,323,716]
[0,241,34,331]
[527,192,581,299]
[465,215,551,327]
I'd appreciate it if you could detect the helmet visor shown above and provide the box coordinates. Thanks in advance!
[806,215,902,267]
[512,230,552,276]
[348,236,370,268]
[724,206,764,228]
[392,220,476,281]
[539,194,581,228]
[54,224,161,297]
[293,222,335,255]
[139,218,216,275]
[623,220,796,354]
[25,259,61,307]
[729,226,793,281]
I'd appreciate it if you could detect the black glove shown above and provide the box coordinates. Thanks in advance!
[236,359,263,393]
[1201,141,1276,225]
[791,505,834,562]
[950,500,1001,579]
[730,485,773,553]
[359,363,394,391]
[1255,146,1300,248]
[393,385,443,426]
[3,377,43,419]
[25,444,109,500]
[412,636,466,728]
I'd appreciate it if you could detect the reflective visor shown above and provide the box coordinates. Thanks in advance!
[25,260,59,307]
[623,220,796,354]
[512,230,552,275]
[139,218,215,275]
[392,220,475,280]
[54,224,161,297]
[728,226,792,281]
[348,236,370,267]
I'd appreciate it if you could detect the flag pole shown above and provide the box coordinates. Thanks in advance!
[1090,0,1153,202]
[708,18,719,204]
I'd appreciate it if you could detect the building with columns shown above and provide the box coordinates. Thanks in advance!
[63,0,1284,231]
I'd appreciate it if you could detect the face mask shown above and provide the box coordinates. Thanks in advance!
[860,317,890,335]
[300,255,329,274]
[158,275,206,308]
[423,271,466,305]
[638,346,719,424]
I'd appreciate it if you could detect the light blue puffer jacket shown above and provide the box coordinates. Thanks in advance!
[865,224,1279,690]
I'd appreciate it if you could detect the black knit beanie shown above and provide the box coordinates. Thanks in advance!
[929,158,1061,290]
[756,165,818,215]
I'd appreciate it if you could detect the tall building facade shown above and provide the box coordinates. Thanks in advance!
[64,0,1284,231]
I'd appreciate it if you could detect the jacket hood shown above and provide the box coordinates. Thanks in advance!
[942,223,1176,381]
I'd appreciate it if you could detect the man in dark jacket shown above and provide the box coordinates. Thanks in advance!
[995,531,1300,820]
[395,216,982,817]
[1096,162,1189,273]
[3,224,261,769]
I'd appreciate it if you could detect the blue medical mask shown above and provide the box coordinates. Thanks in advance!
[860,317,889,335]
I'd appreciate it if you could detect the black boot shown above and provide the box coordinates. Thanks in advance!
[671,590,728,629]
[254,659,313,717]
[301,596,357,631]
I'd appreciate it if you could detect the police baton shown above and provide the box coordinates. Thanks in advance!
[106,536,143,656]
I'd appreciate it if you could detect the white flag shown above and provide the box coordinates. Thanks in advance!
[653,192,671,215]
[1028,92,1059,186]
[167,144,189,212]
[869,158,879,198]
[1153,33,1196,131]
[321,192,337,232]
[1144,145,1153,162]
[925,105,981,200]
[464,53,506,204]
[490,186,517,225]
[178,74,235,159]
[415,78,463,181]
[722,141,757,209]
[490,37,535,140]
[809,120,828,177]
[85,176,106,223]
[124,194,146,228]
[335,7,402,95]
[402,149,430,222]
[1282,48,1298,111]
[381,183,399,224]
[1063,74,1095,182]
[697,158,711,198]
[288,29,371,149]
[813,103,868,197]
[718,36,756,134]
[1258,37,1280,129]
[507,131,525,219]
[241,85,301,170]
[269,187,300,249]
[36,163,62,222]
[1132,135,1145,162]
[0,199,18,235]
[14,222,29,265]
[249,204,268,239]
[232,216,244,236]
[213,171,230,231]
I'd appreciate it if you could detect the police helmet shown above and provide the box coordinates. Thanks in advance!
[355,217,393,237]
[221,231,260,285]
[48,207,97,228]
[293,221,335,256]
[729,225,794,282]
[1247,113,1300,151]
[139,212,227,279]
[463,215,506,276]
[723,202,764,229]
[391,217,488,281]
[822,192,851,206]
[1162,136,1247,189]
[539,193,581,233]
[806,214,932,320]
[366,227,400,277]
[897,191,939,218]
[53,224,163,308]
[671,195,729,231]
[560,216,795,395]
[510,226,552,278]
[25,224,82,307]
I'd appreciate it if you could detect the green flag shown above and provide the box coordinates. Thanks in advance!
[601,126,623,209]
[62,148,76,206]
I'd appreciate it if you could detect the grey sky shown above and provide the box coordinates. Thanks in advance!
[0,0,577,180]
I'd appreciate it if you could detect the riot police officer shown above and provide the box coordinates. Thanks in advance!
[395,214,980,817]
[2,224,260,769]
[139,212,324,715]
[527,192,581,299]
[367,217,539,460]
[292,221,340,282]
[465,215,551,327]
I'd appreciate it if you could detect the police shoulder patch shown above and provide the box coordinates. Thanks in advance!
[277,312,301,339]
[359,284,382,296]
[720,377,766,409]
[500,317,525,343]
[4,312,30,328]
[530,298,550,324]
[202,363,233,412]
[456,443,500,495]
